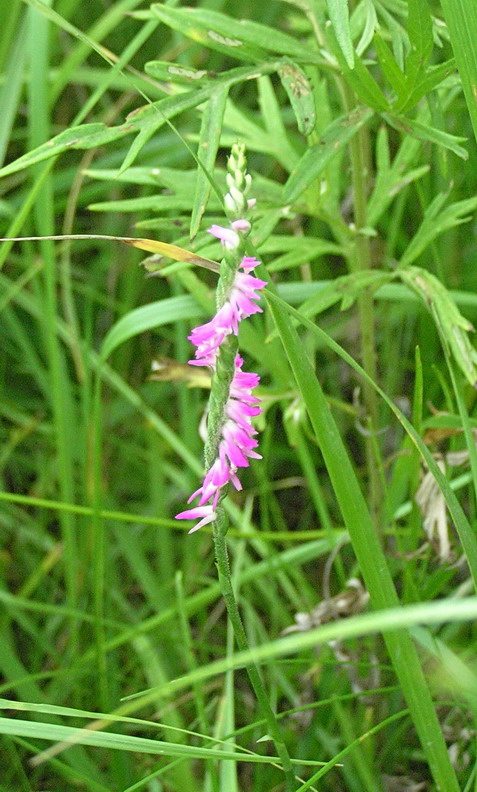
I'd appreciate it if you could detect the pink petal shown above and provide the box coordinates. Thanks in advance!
[208,224,239,249]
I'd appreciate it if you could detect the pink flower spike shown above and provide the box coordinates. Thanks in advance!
[208,224,239,249]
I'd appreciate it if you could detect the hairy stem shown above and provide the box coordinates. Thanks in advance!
[212,511,297,791]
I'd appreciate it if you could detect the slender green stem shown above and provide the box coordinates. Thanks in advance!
[345,94,382,527]
[203,338,297,789]
[212,511,297,792]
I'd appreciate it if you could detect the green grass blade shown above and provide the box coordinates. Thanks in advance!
[283,107,373,203]
[266,295,461,792]
[190,85,229,239]
[440,0,477,144]
[326,0,354,68]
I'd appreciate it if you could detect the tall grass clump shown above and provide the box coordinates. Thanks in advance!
[1,1,477,790]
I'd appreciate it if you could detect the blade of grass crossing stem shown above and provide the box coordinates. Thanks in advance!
[266,297,461,792]
[27,6,79,642]
[440,0,477,145]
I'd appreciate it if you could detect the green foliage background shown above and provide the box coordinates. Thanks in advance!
[2,0,477,790]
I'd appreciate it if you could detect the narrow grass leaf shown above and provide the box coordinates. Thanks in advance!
[265,289,477,585]
[151,3,321,63]
[384,113,468,159]
[266,294,460,792]
[190,85,229,239]
[0,717,322,765]
[283,107,373,203]
[278,59,316,135]
[440,0,477,144]
[326,0,354,68]
[100,296,206,361]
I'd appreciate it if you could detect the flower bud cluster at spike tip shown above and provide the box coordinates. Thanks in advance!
[174,146,267,533]
[224,143,253,219]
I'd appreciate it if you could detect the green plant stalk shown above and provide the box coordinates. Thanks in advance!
[347,118,382,527]
[212,514,297,791]
[204,336,297,791]
[267,293,461,791]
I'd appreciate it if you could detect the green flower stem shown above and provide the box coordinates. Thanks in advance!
[212,516,297,791]
[203,317,297,790]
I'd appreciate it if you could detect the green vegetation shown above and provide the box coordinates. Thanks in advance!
[1,1,477,790]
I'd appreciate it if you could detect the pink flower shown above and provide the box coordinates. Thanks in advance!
[176,355,263,533]
[175,504,218,533]
[208,219,251,249]
[208,224,240,249]
[188,258,266,368]
[175,208,265,533]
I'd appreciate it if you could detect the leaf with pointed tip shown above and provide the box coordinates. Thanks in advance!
[190,84,229,239]
[384,113,468,159]
[145,60,211,85]
[283,107,373,204]
[151,3,321,63]
[405,0,433,84]
[100,296,206,361]
[326,0,354,68]
[278,59,316,135]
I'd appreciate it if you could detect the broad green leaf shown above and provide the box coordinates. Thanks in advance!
[278,59,316,135]
[257,75,299,170]
[283,106,373,203]
[298,270,393,316]
[83,166,198,190]
[151,4,321,63]
[353,0,378,56]
[398,59,457,112]
[342,51,389,110]
[263,238,343,273]
[328,28,389,110]
[190,84,229,239]
[87,194,220,214]
[222,97,298,172]
[326,0,354,68]
[367,125,428,226]
[384,113,468,159]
